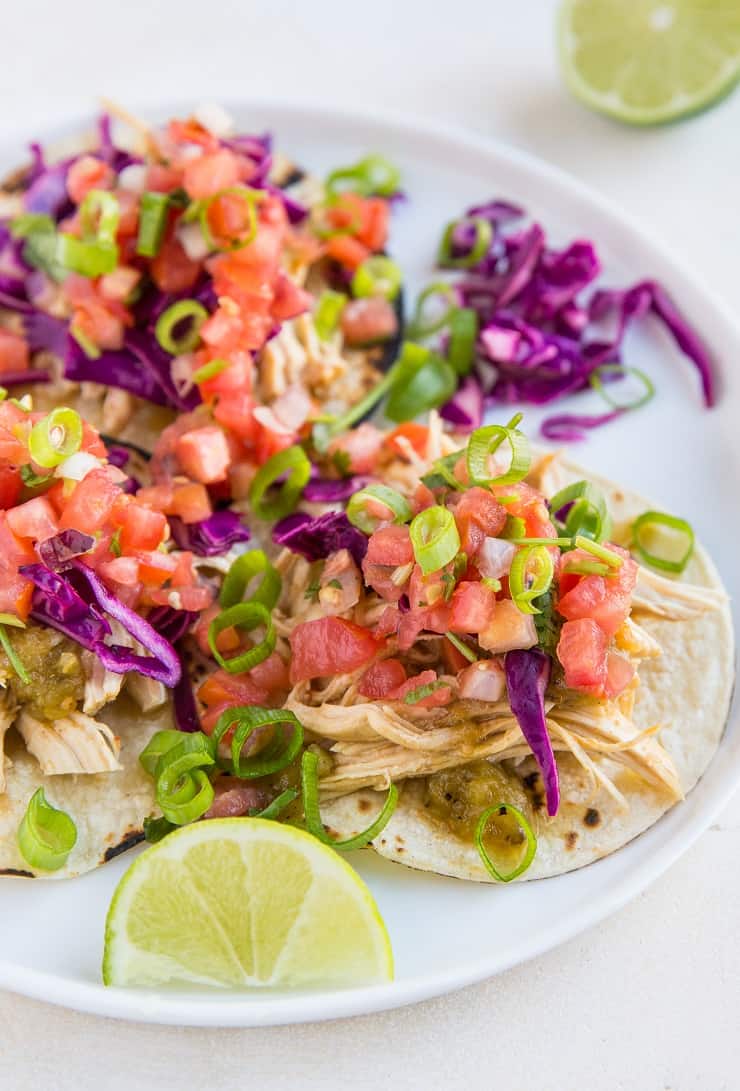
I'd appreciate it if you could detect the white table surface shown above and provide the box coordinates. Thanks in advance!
[1,1,738,1087]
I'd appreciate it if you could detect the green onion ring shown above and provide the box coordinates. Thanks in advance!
[445,632,479,663]
[475,802,537,882]
[560,558,611,577]
[325,155,401,199]
[408,282,459,339]
[143,815,175,843]
[409,505,461,575]
[155,299,209,355]
[385,347,457,423]
[421,451,466,492]
[28,407,83,468]
[79,189,120,246]
[509,545,555,615]
[346,484,413,534]
[351,256,402,301]
[301,750,398,851]
[248,444,312,521]
[402,679,448,705]
[136,191,171,258]
[212,706,304,779]
[199,186,263,252]
[632,511,695,574]
[139,729,186,777]
[250,787,299,820]
[466,413,531,486]
[573,534,623,569]
[17,787,77,871]
[549,480,612,543]
[314,290,347,340]
[208,602,276,674]
[192,357,230,384]
[590,364,655,411]
[219,549,282,611]
[438,216,492,269]
[448,307,478,375]
[157,769,214,826]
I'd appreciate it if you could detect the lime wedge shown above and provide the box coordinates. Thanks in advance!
[558,0,740,124]
[102,819,393,989]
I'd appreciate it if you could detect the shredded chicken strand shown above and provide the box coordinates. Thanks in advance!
[17,710,121,776]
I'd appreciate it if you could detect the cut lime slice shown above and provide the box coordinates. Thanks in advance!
[102,818,393,989]
[558,0,740,124]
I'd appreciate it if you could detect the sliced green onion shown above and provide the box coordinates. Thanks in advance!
[17,788,77,871]
[573,535,623,569]
[17,218,67,282]
[69,322,102,360]
[10,212,55,238]
[403,679,448,704]
[192,357,230,384]
[155,299,208,355]
[632,511,695,575]
[251,787,299,820]
[409,505,460,575]
[28,407,83,468]
[466,414,531,486]
[445,632,479,663]
[448,307,478,375]
[346,484,412,534]
[208,602,276,674]
[0,613,25,628]
[139,729,187,777]
[248,444,311,520]
[314,290,347,340]
[385,343,457,423]
[438,216,492,269]
[219,548,282,610]
[481,577,502,592]
[549,480,612,543]
[510,536,573,547]
[408,282,458,339]
[155,734,216,825]
[143,815,175,843]
[509,545,555,615]
[56,233,118,277]
[0,624,29,684]
[351,256,402,301]
[212,706,304,779]
[19,464,51,488]
[79,190,120,246]
[421,451,466,492]
[475,802,537,882]
[136,191,171,257]
[325,155,401,199]
[590,364,655,411]
[560,558,611,577]
[301,750,398,851]
[199,186,262,251]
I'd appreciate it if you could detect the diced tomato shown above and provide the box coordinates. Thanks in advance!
[388,422,429,459]
[59,467,122,532]
[134,549,178,587]
[98,556,140,587]
[0,401,30,464]
[557,618,608,695]
[147,164,183,193]
[372,605,400,639]
[0,512,37,619]
[557,545,638,636]
[390,669,453,709]
[66,155,114,204]
[478,598,537,654]
[448,581,497,634]
[0,465,21,509]
[197,351,252,400]
[193,603,238,656]
[412,482,436,514]
[100,265,140,302]
[270,274,312,321]
[362,525,414,602]
[340,297,397,346]
[604,651,635,699]
[81,422,107,458]
[289,617,382,683]
[6,496,59,542]
[182,149,241,200]
[150,229,201,293]
[248,651,290,695]
[453,487,508,556]
[254,419,296,465]
[356,198,390,251]
[168,483,211,524]
[359,658,408,699]
[168,118,220,152]
[328,422,384,474]
[115,503,167,552]
[0,328,30,374]
[198,671,270,733]
[213,391,258,443]
[325,234,370,271]
[135,483,174,512]
[441,635,471,674]
[175,426,231,484]
[178,586,213,611]
[494,482,557,541]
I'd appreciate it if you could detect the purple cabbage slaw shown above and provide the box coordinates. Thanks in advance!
[0,113,304,411]
[504,649,559,817]
[169,510,251,557]
[273,510,368,567]
[439,199,715,438]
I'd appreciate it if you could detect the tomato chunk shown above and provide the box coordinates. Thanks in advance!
[448,581,497,634]
[362,525,414,602]
[0,513,36,619]
[6,497,59,542]
[358,657,407,699]
[116,503,167,552]
[59,468,121,532]
[453,487,507,556]
[175,426,231,484]
[390,669,453,709]
[557,618,608,694]
[289,617,382,683]
[557,545,638,636]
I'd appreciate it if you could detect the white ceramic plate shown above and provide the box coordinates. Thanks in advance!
[0,102,738,1027]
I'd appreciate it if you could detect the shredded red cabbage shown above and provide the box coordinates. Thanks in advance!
[302,474,372,502]
[20,561,182,686]
[273,511,368,566]
[440,374,484,431]
[540,409,623,443]
[169,511,251,557]
[37,529,94,570]
[504,649,559,816]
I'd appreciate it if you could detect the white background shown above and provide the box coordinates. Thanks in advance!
[1,1,739,1088]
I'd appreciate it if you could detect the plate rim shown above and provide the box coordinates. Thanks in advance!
[1,96,739,1026]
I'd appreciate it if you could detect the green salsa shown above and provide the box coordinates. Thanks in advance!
[0,626,84,721]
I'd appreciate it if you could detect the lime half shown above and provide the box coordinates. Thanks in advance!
[558,0,740,124]
[103,819,393,989]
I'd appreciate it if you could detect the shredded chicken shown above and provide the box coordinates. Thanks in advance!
[82,651,125,715]
[126,673,167,713]
[101,388,135,434]
[614,616,662,658]
[0,690,17,793]
[632,566,727,619]
[17,710,121,775]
